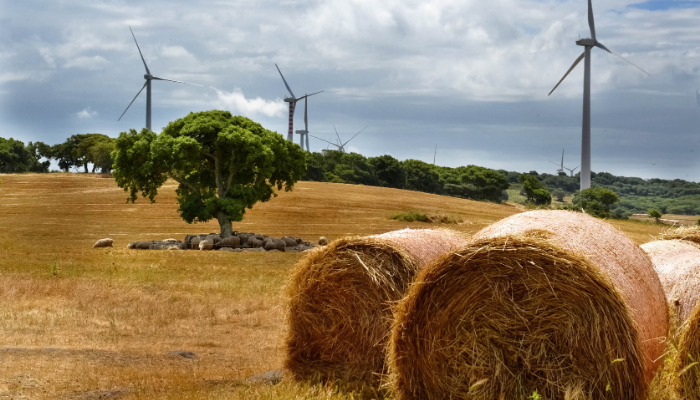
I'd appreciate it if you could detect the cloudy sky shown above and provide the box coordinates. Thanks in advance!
[2,0,700,180]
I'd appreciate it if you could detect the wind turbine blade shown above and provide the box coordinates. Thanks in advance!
[548,52,585,96]
[697,90,700,107]
[561,149,565,167]
[309,134,339,147]
[333,124,342,145]
[296,91,324,101]
[275,63,295,98]
[129,26,151,75]
[152,76,203,86]
[118,81,148,121]
[595,42,651,76]
[588,0,596,41]
[304,96,308,131]
[549,161,561,167]
[343,126,367,147]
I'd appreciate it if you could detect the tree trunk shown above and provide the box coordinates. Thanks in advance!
[83,163,88,173]
[216,212,233,238]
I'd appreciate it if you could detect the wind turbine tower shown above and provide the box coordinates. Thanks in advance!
[549,149,565,174]
[119,27,201,131]
[275,64,322,143]
[295,95,311,151]
[548,0,649,190]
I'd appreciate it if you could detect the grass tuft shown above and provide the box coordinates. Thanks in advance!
[390,210,463,224]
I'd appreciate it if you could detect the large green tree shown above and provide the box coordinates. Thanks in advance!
[519,174,552,205]
[112,111,307,237]
[573,187,619,218]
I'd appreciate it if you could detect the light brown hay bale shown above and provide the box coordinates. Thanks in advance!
[659,226,700,246]
[285,228,467,392]
[641,239,700,400]
[92,238,113,248]
[389,210,668,400]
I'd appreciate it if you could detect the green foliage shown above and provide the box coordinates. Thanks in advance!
[648,208,662,220]
[302,151,508,203]
[572,187,620,218]
[390,210,463,224]
[0,137,50,173]
[518,174,552,205]
[551,188,566,202]
[112,111,306,236]
[50,133,115,172]
[390,210,430,223]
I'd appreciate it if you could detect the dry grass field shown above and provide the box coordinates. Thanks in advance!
[0,173,670,399]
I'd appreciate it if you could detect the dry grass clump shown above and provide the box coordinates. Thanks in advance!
[389,210,668,400]
[659,226,700,245]
[284,228,466,393]
[389,210,463,224]
[641,239,700,400]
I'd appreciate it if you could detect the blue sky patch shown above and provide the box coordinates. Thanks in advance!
[629,1,700,11]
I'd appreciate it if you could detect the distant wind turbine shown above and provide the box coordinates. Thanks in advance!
[118,26,201,131]
[295,95,311,151]
[433,145,437,165]
[548,0,649,190]
[565,165,580,177]
[549,148,565,174]
[275,64,322,143]
[311,125,367,153]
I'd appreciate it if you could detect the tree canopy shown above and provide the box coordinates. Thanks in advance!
[519,174,552,205]
[50,133,115,173]
[572,187,620,218]
[0,137,50,173]
[112,111,307,237]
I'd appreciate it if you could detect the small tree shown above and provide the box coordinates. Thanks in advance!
[573,187,620,218]
[518,174,551,205]
[112,111,306,237]
[551,188,566,202]
[648,208,662,223]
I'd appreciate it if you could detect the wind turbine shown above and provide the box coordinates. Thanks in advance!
[565,165,580,177]
[294,95,311,151]
[311,125,367,153]
[118,26,201,131]
[548,0,649,190]
[549,148,565,174]
[275,64,322,143]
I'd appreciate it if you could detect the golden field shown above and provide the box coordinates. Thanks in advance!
[0,173,670,399]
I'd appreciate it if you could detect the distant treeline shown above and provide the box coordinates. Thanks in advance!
[506,170,700,217]
[0,134,115,174]
[305,150,510,203]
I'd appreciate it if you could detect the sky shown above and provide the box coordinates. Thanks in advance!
[2,0,700,180]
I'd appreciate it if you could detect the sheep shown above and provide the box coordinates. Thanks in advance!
[264,238,286,252]
[93,238,113,248]
[281,237,297,247]
[318,237,328,246]
[199,238,215,251]
[219,236,241,248]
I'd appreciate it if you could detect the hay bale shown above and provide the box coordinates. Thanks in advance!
[93,238,113,248]
[285,228,467,392]
[659,226,700,245]
[641,239,700,400]
[265,238,286,251]
[199,238,214,251]
[389,210,668,400]
[219,236,240,248]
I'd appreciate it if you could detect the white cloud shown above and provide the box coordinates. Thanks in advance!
[64,55,110,70]
[76,106,98,119]
[212,87,286,117]
[0,72,31,84]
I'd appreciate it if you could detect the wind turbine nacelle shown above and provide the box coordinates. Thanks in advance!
[144,74,153,80]
[576,38,596,46]
[284,97,295,103]
[295,130,308,134]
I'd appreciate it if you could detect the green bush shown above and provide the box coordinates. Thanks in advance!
[390,210,430,223]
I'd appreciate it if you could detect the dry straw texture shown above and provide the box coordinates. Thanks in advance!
[659,226,700,246]
[641,239,700,400]
[284,228,466,393]
[389,210,668,400]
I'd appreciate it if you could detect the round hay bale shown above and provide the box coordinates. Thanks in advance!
[318,236,328,246]
[641,239,700,400]
[389,210,668,400]
[285,228,467,392]
[219,236,240,248]
[199,238,214,251]
[659,226,700,246]
[93,238,113,248]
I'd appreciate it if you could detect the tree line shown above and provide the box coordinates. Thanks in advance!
[0,134,116,174]
[305,150,510,203]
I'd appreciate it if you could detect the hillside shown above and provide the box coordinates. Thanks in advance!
[0,174,668,398]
